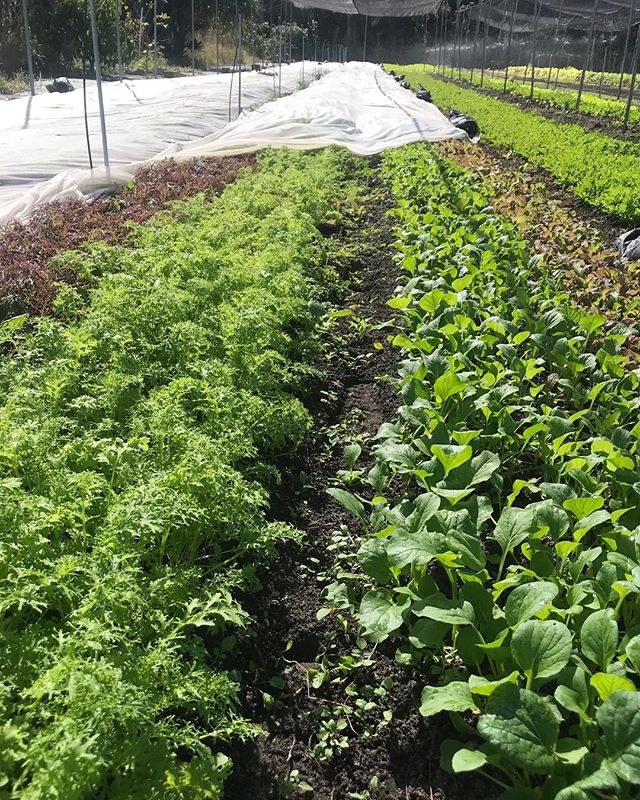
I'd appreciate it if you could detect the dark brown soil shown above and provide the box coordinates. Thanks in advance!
[224,170,495,800]
[0,155,256,320]
[432,72,640,144]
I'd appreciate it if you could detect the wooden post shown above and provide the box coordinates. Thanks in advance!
[624,22,640,128]
[576,0,600,111]
[504,0,519,92]
[21,0,35,95]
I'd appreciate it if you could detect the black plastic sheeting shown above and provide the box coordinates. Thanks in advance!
[468,0,640,34]
[291,0,442,16]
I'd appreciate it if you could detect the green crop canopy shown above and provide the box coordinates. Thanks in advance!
[291,0,443,16]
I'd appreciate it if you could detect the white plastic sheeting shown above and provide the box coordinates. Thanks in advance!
[0,63,465,226]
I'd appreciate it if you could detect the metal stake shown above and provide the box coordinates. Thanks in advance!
[21,0,35,95]
[114,0,123,79]
[470,12,480,83]
[530,0,542,100]
[546,0,564,89]
[191,0,195,75]
[480,0,492,88]
[577,0,600,111]
[504,0,519,92]
[618,0,637,100]
[624,22,640,128]
[363,14,368,62]
[88,0,110,167]
[238,13,242,116]
[153,0,158,77]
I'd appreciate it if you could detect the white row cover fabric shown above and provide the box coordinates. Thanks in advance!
[0,63,466,226]
[0,63,323,225]
[291,0,442,15]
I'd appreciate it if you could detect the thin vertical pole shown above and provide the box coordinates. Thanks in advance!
[114,0,123,79]
[279,30,283,93]
[480,0,492,88]
[577,0,600,110]
[624,22,640,128]
[504,0,519,92]
[618,1,636,100]
[470,13,480,82]
[288,1,293,63]
[21,0,35,95]
[599,40,608,96]
[302,29,305,79]
[153,0,158,77]
[546,0,563,88]
[215,0,220,70]
[238,14,242,116]
[363,14,368,62]
[191,0,195,75]
[530,0,542,100]
[88,0,110,167]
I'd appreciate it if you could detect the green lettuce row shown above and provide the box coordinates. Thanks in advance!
[418,64,640,129]
[392,65,640,225]
[0,148,356,799]
[327,143,640,799]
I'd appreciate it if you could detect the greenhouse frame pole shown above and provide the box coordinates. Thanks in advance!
[480,0,492,88]
[546,0,563,88]
[191,0,195,75]
[21,0,35,95]
[624,22,640,128]
[618,0,637,99]
[114,0,123,79]
[503,0,519,92]
[576,0,600,111]
[363,15,369,62]
[88,0,110,168]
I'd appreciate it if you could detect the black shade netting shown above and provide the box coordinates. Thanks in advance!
[467,0,640,33]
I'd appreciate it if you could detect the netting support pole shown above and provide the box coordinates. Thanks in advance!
[88,0,110,168]
[238,13,242,116]
[599,40,608,97]
[191,0,195,75]
[624,23,640,128]
[302,29,305,80]
[546,0,563,89]
[363,15,368,63]
[153,0,158,77]
[215,0,219,71]
[21,0,35,95]
[618,1,637,100]
[114,0,123,79]
[576,0,599,111]
[529,0,542,100]
[480,0,492,88]
[504,0,519,93]
[451,10,459,79]
[470,13,480,83]
[288,0,293,63]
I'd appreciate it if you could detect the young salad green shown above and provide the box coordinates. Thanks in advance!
[328,143,640,800]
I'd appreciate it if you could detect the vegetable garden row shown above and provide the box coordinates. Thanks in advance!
[1,69,640,799]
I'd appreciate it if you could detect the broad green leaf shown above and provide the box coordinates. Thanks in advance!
[493,506,535,555]
[343,443,362,468]
[386,530,446,569]
[409,619,448,649]
[597,691,640,782]
[404,492,441,531]
[563,496,605,520]
[359,590,407,643]
[451,748,487,773]
[420,681,477,717]
[468,671,519,696]
[504,581,559,627]
[512,619,572,680]
[431,444,472,477]
[554,686,590,723]
[357,538,391,583]
[412,593,475,626]
[434,370,467,404]
[327,488,366,523]
[580,609,618,671]
[477,684,559,773]
[625,634,640,672]
[590,673,636,701]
